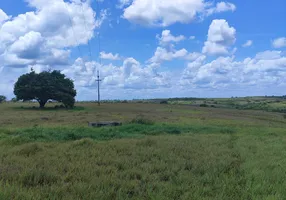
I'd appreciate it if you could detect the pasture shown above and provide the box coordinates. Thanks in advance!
[0,101,286,199]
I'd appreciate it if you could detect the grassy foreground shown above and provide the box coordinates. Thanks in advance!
[0,102,286,199]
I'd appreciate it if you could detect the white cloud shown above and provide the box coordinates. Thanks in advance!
[202,19,236,55]
[255,50,282,60]
[181,50,286,88]
[122,0,236,27]
[9,31,44,59]
[100,52,121,60]
[242,40,253,47]
[0,0,106,69]
[185,52,205,61]
[118,0,132,8]
[63,57,171,90]
[157,30,186,46]
[206,2,236,16]
[149,47,188,63]
[272,37,286,48]
[189,36,196,40]
[0,9,10,25]
[95,9,109,28]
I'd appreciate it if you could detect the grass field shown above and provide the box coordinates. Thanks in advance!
[1,101,286,199]
[160,96,286,113]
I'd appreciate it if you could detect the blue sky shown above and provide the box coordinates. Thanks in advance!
[0,0,286,100]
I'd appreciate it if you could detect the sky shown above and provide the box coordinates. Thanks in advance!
[0,0,286,100]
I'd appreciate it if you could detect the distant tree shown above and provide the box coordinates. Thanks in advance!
[14,70,76,108]
[0,95,6,103]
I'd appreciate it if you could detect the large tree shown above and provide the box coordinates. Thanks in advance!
[14,70,77,108]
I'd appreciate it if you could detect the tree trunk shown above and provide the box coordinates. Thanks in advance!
[39,100,47,108]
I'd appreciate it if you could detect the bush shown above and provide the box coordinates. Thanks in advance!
[160,100,168,104]
[220,127,236,134]
[11,97,17,102]
[0,95,6,103]
[200,104,208,107]
[130,117,154,125]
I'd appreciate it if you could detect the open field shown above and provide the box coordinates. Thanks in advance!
[147,96,286,113]
[1,102,286,199]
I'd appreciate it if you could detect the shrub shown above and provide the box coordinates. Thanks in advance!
[160,100,168,104]
[11,97,17,102]
[200,104,208,107]
[220,127,236,134]
[130,117,154,125]
[0,95,6,103]
[166,127,182,134]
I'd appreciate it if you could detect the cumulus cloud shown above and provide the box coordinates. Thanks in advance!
[122,0,236,27]
[202,19,236,55]
[62,57,171,90]
[185,52,205,61]
[149,47,188,63]
[0,9,10,25]
[9,31,44,59]
[181,50,286,88]
[157,30,186,46]
[242,40,253,47]
[100,52,121,60]
[206,2,236,16]
[0,0,105,69]
[272,37,286,48]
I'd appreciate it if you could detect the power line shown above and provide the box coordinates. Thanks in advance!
[96,0,102,66]
[80,0,93,62]
[95,0,103,103]
[64,2,83,58]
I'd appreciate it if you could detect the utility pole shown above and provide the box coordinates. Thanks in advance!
[96,70,101,106]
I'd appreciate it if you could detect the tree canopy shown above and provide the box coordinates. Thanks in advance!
[14,70,76,108]
[0,95,6,103]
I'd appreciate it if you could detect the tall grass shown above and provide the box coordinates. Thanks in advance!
[0,123,239,145]
[1,102,286,199]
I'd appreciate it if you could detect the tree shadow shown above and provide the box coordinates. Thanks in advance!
[13,105,85,111]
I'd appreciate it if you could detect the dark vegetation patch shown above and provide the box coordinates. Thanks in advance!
[14,105,85,111]
[1,123,238,144]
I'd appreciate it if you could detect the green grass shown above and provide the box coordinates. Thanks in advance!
[167,96,286,113]
[0,102,286,199]
[0,123,238,144]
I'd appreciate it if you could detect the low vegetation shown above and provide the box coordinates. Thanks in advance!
[0,101,286,199]
[153,96,286,113]
[0,95,6,103]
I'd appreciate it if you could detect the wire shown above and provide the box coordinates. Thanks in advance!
[81,0,93,62]
[96,0,102,66]
[64,1,83,58]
